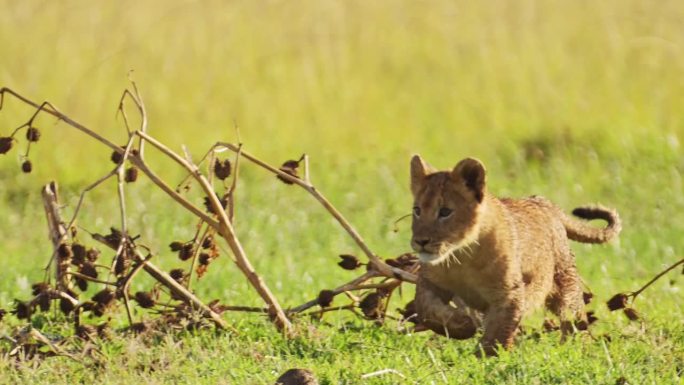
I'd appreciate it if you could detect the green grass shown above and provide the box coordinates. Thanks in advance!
[1,0,684,383]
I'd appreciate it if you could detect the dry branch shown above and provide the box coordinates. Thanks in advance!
[41,182,71,291]
[215,142,417,284]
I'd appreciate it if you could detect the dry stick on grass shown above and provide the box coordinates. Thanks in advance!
[41,182,72,291]
[303,304,359,318]
[215,142,418,284]
[136,131,292,332]
[0,87,282,332]
[288,270,379,314]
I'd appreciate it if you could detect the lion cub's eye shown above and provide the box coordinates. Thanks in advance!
[438,207,453,218]
[413,206,421,217]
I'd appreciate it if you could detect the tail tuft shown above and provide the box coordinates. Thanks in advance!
[564,205,621,244]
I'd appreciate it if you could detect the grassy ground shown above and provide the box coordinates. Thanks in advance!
[1,0,683,383]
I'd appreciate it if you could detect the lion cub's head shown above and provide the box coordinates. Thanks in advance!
[410,155,487,265]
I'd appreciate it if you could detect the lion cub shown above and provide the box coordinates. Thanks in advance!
[409,155,620,356]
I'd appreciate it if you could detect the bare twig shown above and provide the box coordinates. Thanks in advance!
[227,144,242,221]
[111,135,138,279]
[120,254,152,326]
[288,270,379,314]
[187,224,212,290]
[63,272,117,286]
[303,304,357,317]
[41,182,71,291]
[630,257,684,300]
[215,142,418,283]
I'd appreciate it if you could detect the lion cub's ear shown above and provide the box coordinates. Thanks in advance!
[452,157,486,203]
[410,155,434,196]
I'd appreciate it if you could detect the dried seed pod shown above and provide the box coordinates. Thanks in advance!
[169,269,185,282]
[623,307,640,321]
[91,304,106,317]
[394,253,418,270]
[31,282,49,296]
[169,241,184,252]
[80,262,98,279]
[114,252,130,276]
[60,297,75,315]
[92,289,115,307]
[12,300,31,320]
[37,294,51,312]
[103,228,123,248]
[97,322,113,340]
[86,248,100,262]
[76,324,98,340]
[606,293,629,311]
[0,308,6,322]
[199,253,211,266]
[583,292,593,305]
[57,243,73,260]
[360,292,383,319]
[76,278,88,291]
[213,159,232,180]
[202,235,214,249]
[110,150,124,164]
[134,291,156,308]
[574,319,588,331]
[338,254,362,270]
[178,244,194,261]
[203,193,228,214]
[125,166,138,183]
[129,322,148,334]
[317,290,335,307]
[384,258,399,267]
[0,137,13,154]
[586,311,598,325]
[26,127,41,142]
[71,243,87,266]
[21,160,32,173]
[276,159,301,184]
[81,301,95,312]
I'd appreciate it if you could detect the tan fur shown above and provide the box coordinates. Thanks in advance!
[409,155,620,356]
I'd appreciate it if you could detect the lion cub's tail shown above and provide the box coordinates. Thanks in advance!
[562,205,621,244]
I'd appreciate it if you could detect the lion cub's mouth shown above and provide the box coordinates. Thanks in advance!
[418,252,441,264]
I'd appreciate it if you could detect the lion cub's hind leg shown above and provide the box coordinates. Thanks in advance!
[545,251,586,336]
[414,279,482,340]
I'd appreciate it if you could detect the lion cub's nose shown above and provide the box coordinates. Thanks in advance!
[414,238,431,248]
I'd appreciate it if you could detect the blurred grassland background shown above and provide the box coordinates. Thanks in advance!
[0,0,683,383]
